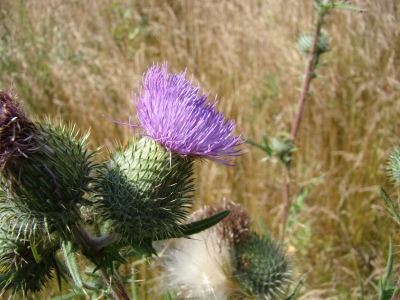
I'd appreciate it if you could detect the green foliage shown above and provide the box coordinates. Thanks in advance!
[366,240,400,300]
[235,232,292,299]
[380,187,400,226]
[378,145,400,299]
[247,133,295,167]
[315,0,364,12]
[61,239,84,291]
[175,210,230,237]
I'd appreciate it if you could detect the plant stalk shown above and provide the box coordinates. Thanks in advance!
[280,9,327,244]
[71,226,131,300]
[100,268,132,300]
[291,11,325,140]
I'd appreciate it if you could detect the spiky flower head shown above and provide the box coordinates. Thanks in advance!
[0,92,98,236]
[4,124,98,229]
[235,233,292,299]
[132,63,244,165]
[96,139,194,251]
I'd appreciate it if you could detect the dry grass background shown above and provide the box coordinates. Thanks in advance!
[1,0,400,299]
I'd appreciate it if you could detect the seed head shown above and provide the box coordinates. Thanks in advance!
[0,91,36,170]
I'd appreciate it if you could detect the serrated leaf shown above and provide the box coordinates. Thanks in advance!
[380,187,400,225]
[385,240,393,284]
[285,276,304,300]
[179,210,230,236]
[104,250,128,265]
[246,138,272,156]
[333,2,364,11]
[152,210,230,241]
[61,239,84,289]
[30,236,42,263]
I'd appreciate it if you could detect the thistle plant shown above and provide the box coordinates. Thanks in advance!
[159,202,298,300]
[247,0,363,244]
[0,63,243,299]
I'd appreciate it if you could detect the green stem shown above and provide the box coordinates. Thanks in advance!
[100,268,132,300]
[71,226,131,300]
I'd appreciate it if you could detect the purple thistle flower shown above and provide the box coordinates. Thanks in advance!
[132,63,244,165]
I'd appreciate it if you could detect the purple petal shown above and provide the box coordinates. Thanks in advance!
[132,63,244,165]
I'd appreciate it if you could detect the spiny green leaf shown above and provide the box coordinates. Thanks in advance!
[61,239,84,290]
[385,240,393,285]
[246,137,273,156]
[29,236,42,263]
[332,2,364,11]
[380,186,400,225]
[285,276,304,300]
[179,210,230,236]
[104,250,128,266]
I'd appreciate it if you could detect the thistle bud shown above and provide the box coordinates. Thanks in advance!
[235,233,292,299]
[4,124,98,227]
[96,138,194,249]
[297,31,330,58]
[1,92,98,234]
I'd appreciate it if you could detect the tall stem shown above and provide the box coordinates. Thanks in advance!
[291,12,325,140]
[280,10,326,244]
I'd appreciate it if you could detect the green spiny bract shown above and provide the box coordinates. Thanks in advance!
[0,213,63,297]
[96,138,194,250]
[4,123,98,234]
[234,232,292,299]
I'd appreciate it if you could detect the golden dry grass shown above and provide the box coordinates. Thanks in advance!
[1,0,400,298]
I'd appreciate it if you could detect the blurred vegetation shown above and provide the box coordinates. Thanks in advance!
[1,0,400,298]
